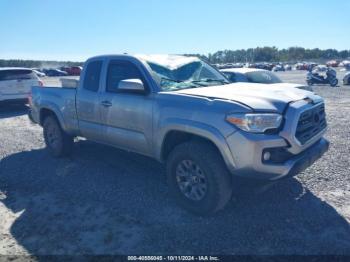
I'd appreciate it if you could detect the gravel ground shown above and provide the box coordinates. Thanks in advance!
[0,70,350,255]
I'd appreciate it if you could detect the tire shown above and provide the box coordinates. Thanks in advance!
[43,115,73,157]
[307,80,313,86]
[166,140,232,215]
[330,78,338,87]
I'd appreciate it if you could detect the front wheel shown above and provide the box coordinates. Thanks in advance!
[166,140,232,215]
[330,78,338,87]
[43,115,73,157]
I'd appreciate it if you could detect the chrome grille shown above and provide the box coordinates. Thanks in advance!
[295,103,327,145]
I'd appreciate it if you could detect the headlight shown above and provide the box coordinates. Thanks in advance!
[226,113,283,133]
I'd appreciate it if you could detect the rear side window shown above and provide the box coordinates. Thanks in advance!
[0,70,37,81]
[83,61,102,92]
[106,61,143,93]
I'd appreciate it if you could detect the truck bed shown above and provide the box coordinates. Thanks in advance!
[42,77,79,89]
[30,85,79,134]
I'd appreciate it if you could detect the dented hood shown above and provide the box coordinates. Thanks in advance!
[174,83,322,113]
[270,82,312,91]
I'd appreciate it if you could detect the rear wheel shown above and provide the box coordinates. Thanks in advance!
[307,80,313,86]
[43,115,73,157]
[166,140,232,215]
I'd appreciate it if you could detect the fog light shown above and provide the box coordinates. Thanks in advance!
[263,152,271,161]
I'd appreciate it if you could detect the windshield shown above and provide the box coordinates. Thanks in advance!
[139,56,229,91]
[245,71,282,84]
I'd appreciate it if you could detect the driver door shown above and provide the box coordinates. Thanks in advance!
[99,60,154,156]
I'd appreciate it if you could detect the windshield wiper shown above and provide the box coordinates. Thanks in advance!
[191,79,230,84]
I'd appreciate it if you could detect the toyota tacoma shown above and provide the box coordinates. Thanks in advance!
[29,54,329,215]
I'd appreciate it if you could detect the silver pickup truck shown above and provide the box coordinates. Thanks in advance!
[29,54,329,215]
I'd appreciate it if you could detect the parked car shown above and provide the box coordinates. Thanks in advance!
[59,66,71,74]
[284,64,292,71]
[43,68,68,77]
[32,69,46,77]
[220,68,312,91]
[344,62,350,71]
[0,68,43,104]
[343,72,350,85]
[295,63,305,70]
[31,68,44,73]
[29,54,329,215]
[250,62,274,71]
[295,62,317,71]
[342,60,350,67]
[67,66,82,76]
[272,65,285,72]
[326,60,339,67]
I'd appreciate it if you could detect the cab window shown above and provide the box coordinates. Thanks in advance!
[83,60,102,92]
[106,60,146,93]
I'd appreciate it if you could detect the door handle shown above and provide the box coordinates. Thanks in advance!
[101,100,112,107]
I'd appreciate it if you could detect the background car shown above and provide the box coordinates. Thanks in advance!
[0,68,43,104]
[67,66,82,76]
[220,67,312,91]
[32,69,46,77]
[344,62,350,71]
[272,65,285,72]
[284,64,292,71]
[59,66,71,74]
[295,62,317,71]
[343,72,350,85]
[327,60,339,67]
[43,68,68,77]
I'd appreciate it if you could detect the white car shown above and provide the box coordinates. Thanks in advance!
[0,68,43,104]
[32,69,46,77]
[220,67,312,91]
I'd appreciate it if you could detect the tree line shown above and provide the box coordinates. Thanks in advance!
[186,47,350,64]
[0,59,83,69]
[1,47,349,68]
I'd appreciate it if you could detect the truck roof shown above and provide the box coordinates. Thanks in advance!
[87,54,201,70]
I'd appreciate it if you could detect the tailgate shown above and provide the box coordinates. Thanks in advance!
[0,79,38,95]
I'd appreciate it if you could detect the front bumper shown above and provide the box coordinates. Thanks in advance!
[226,129,329,181]
[282,138,329,179]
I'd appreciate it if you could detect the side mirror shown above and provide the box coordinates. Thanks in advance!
[118,79,145,91]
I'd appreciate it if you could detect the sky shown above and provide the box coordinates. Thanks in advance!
[0,0,349,61]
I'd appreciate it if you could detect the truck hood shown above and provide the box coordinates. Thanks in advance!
[173,83,321,113]
[270,82,312,91]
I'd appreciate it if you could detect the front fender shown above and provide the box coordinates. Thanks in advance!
[155,118,236,172]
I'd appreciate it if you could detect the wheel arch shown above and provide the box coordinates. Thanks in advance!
[157,120,236,172]
[39,105,66,131]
